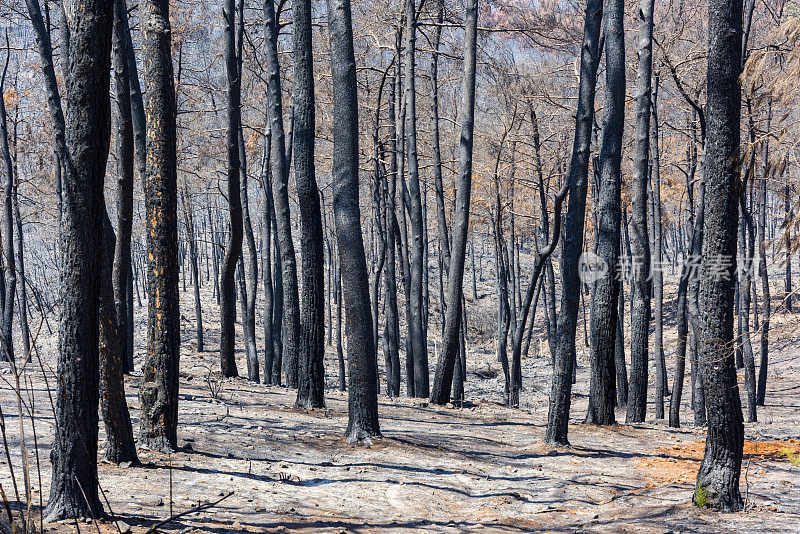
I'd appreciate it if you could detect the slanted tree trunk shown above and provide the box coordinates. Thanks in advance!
[264,0,300,388]
[44,0,113,518]
[587,0,625,426]
[99,211,138,465]
[219,0,243,378]
[294,0,325,409]
[327,0,380,441]
[430,0,478,405]
[545,0,603,446]
[404,0,429,397]
[139,0,180,453]
[693,0,744,510]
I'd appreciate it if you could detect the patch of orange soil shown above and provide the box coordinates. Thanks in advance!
[636,439,800,485]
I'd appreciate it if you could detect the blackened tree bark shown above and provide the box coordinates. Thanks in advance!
[264,0,300,388]
[785,183,792,312]
[23,0,67,173]
[235,0,258,382]
[219,0,243,378]
[404,0,428,397]
[261,129,275,383]
[112,0,136,372]
[756,104,771,406]
[99,211,138,465]
[181,188,203,352]
[294,0,325,409]
[44,0,113,518]
[431,0,449,277]
[738,201,757,423]
[615,274,628,407]
[12,163,30,361]
[0,55,15,363]
[383,61,401,397]
[139,0,180,453]
[430,0,478,405]
[327,0,381,441]
[651,76,668,419]
[693,0,744,510]
[669,118,700,428]
[587,0,625,426]
[625,0,654,424]
[545,0,603,446]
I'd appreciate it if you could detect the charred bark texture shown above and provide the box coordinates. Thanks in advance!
[139,0,181,453]
[327,0,381,441]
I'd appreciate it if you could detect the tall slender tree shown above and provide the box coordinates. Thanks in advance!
[264,0,301,389]
[430,0,478,405]
[693,0,744,510]
[112,0,137,373]
[626,0,655,424]
[545,0,603,445]
[587,0,625,426]
[219,0,243,378]
[327,0,380,441]
[0,48,14,364]
[139,0,180,452]
[294,0,326,408]
[404,0,428,397]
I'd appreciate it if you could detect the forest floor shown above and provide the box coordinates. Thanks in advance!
[0,280,799,533]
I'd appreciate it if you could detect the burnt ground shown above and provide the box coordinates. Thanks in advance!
[0,280,798,533]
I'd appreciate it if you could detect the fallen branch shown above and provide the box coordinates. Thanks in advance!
[145,491,234,534]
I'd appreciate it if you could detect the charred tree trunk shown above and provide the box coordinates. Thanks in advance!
[756,104,771,406]
[651,76,668,419]
[404,0,428,397]
[430,0,478,405]
[219,0,243,378]
[261,130,275,384]
[112,0,136,373]
[238,14,259,381]
[328,0,381,441]
[264,0,300,388]
[693,0,744,510]
[139,0,180,453]
[99,212,138,465]
[181,188,204,352]
[294,0,325,408]
[624,0,653,425]
[545,0,603,445]
[588,0,625,426]
[0,54,15,364]
[44,0,113,518]
[383,59,401,397]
